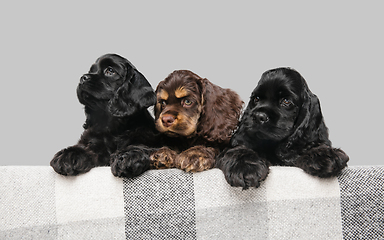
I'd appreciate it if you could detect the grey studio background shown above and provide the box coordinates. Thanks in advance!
[1,1,382,166]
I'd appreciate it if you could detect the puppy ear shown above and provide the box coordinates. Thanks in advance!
[286,82,329,148]
[108,69,156,117]
[197,78,243,144]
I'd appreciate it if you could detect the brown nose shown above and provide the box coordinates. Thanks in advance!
[161,115,175,127]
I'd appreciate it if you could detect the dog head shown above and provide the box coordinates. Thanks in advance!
[232,67,327,147]
[77,54,156,128]
[154,70,243,143]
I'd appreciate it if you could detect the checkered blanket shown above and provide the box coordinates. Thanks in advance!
[1,166,383,239]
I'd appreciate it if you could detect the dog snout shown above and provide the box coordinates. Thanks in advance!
[161,115,176,127]
[255,112,269,124]
[80,74,91,84]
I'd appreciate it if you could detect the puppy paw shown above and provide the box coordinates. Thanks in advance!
[50,146,95,176]
[175,146,217,172]
[296,145,349,178]
[110,146,151,178]
[150,147,177,169]
[216,146,269,189]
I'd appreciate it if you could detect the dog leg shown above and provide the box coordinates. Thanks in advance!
[50,146,96,176]
[216,145,269,189]
[110,145,152,178]
[295,145,349,178]
[174,146,217,172]
[149,147,177,169]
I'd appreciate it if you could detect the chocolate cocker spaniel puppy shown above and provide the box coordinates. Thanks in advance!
[150,70,243,172]
[50,54,157,177]
[216,67,349,189]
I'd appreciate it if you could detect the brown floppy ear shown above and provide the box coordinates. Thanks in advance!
[197,78,243,144]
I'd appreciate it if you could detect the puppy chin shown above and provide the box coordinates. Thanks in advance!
[77,90,94,106]
[258,127,293,142]
[242,123,290,142]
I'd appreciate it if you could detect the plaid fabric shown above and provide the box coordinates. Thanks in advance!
[338,166,384,239]
[124,170,196,239]
[0,166,383,239]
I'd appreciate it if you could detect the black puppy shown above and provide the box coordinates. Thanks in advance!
[50,54,157,177]
[216,67,349,189]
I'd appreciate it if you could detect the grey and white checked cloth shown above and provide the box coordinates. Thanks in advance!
[1,165,383,239]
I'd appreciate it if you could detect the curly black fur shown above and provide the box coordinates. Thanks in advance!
[50,54,158,177]
[216,67,349,189]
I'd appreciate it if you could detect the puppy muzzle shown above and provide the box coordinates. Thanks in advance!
[80,74,91,84]
[161,114,176,128]
[253,112,269,124]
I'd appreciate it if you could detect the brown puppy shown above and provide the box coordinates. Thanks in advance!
[151,70,243,172]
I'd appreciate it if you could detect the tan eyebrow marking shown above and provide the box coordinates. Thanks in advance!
[175,87,188,99]
[158,89,169,101]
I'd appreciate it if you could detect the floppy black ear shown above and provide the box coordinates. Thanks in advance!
[108,69,156,117]
[286,83,330,148]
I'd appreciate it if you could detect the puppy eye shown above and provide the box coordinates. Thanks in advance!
[183,99,193,107]
[281,98,293,107]
[159,100,166,108]
[104,67,116,76]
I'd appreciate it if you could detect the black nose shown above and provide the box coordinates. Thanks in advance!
[80,74,91,84]
[255,112,269,124]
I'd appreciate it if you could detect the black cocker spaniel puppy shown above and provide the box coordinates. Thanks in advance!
[216,67,349,189]
[50,54,157,177]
